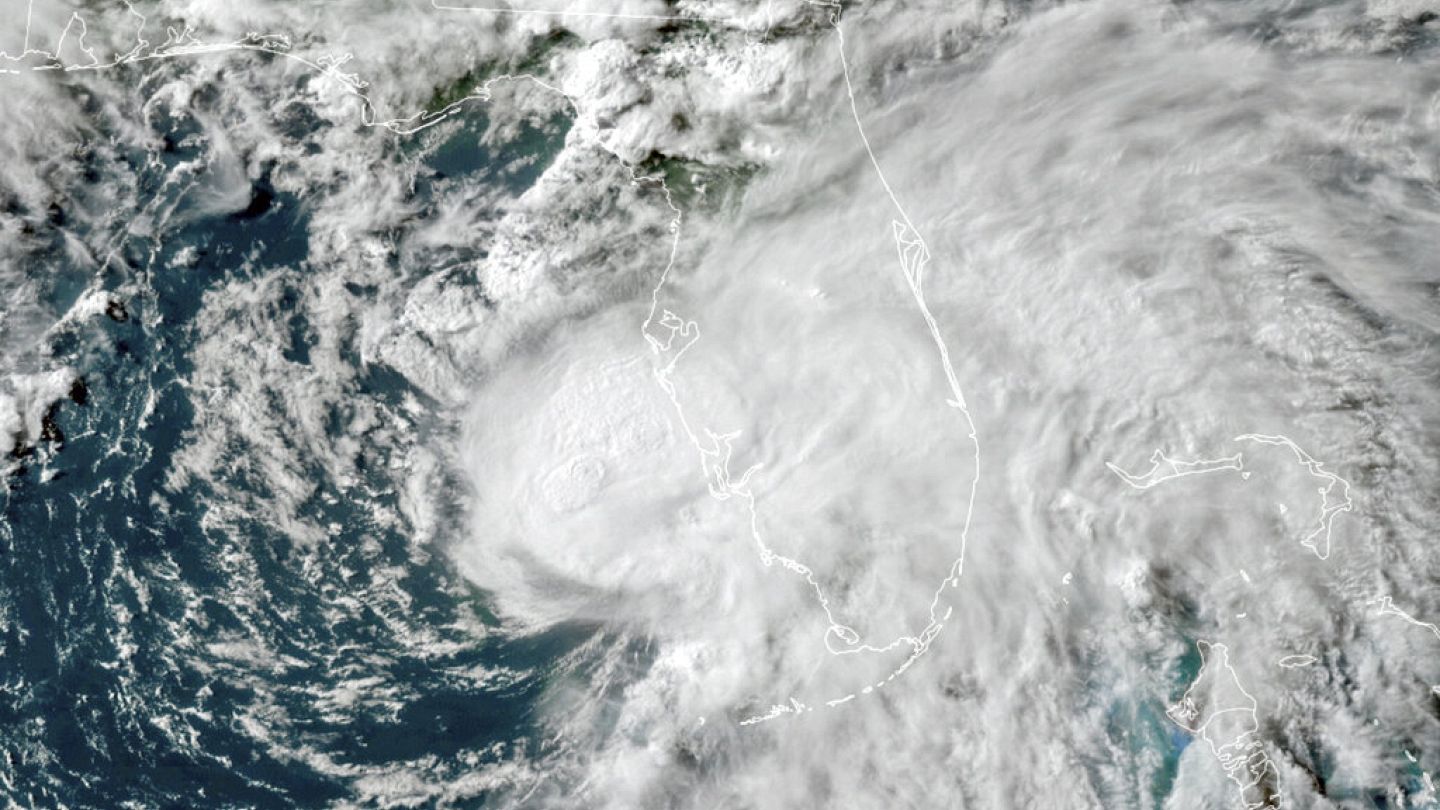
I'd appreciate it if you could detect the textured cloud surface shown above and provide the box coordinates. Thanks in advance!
[457,1,1440,808]
[1,0,1438,806]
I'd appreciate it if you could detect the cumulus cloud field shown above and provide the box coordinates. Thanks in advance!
[1,0,1438,807]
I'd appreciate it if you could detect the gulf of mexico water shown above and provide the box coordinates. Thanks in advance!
[5,0,1440,807]
[0,91,620,808]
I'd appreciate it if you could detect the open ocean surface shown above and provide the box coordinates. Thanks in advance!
[4,1,1440,808]
[0,108,616,808]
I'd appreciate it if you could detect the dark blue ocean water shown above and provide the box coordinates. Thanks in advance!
[0,98,614,809]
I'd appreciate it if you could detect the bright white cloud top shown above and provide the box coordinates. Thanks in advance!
[1,0,1438,808]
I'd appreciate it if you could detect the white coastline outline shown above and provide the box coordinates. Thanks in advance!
[1166,640,1282,810]
[1106,433,1352,561]
[1234,433,1352,562]
[1370,596,1440,643]
[641,0,981,724]
[1365,594,1440,707]
[1,0,549,137]
[6,0,980,725]
[1106,449,1245,490]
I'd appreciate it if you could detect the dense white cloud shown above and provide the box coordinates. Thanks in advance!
[453,1,1440,807]
[3,0,1438,805]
